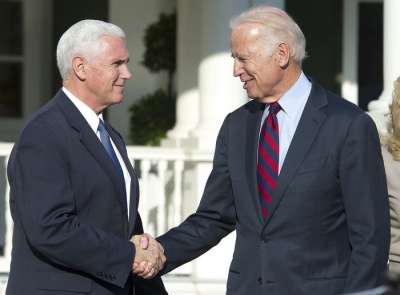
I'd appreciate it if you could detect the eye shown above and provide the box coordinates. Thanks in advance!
[113,60,124,66]
[235,56,247,64]
[112,59,129,67]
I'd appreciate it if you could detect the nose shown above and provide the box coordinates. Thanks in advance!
[120,64,132,80]
[233,59,243,77]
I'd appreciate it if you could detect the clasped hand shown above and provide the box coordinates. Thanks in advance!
[131,234,166,279]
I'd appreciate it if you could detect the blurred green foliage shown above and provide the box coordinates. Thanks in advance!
[142,12,176,76]
[129,11,176,146]
[129,89,175,146]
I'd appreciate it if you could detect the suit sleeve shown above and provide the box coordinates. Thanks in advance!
[9,120,134,288]
[339,113,390,292]
[157,115,236,273]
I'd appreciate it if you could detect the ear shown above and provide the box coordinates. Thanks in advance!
[274,43,290,68]
[72,56,87,81]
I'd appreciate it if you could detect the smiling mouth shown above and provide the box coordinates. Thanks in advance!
[242,79,253,90]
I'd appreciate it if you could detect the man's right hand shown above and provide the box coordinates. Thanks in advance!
[131,234,166,279]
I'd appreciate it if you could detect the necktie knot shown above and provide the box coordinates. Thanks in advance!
[98,119,106,133]
[269,102,281,115]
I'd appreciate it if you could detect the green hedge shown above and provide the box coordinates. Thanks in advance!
[129,89,176,146]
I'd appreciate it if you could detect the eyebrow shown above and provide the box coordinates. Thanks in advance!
[231,53,249,59]
[112,58,130,65]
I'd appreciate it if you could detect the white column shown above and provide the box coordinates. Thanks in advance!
[186,0,286,285]
[165,0,284,149]
[341,0,359,105]
[368,0,400,133]
[163,0,201,147]
[188,0,248,151]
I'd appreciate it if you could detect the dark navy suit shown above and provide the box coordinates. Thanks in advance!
[6,90,167,294]
[158,81,390,295]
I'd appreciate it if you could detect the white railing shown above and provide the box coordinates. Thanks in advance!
[0,143,12,274]
[126,146,213,237]
[0,143,233,295]
[0,143,216,269]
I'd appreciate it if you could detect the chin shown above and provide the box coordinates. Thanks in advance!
[246,90,260,101]
[116,92,125,100]
[111,96,124,105]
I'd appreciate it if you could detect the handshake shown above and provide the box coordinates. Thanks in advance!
[130,234,166,279]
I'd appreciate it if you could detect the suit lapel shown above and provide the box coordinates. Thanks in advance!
[55,91,128,215]
[245,101,266,225]
[262,82,328,228]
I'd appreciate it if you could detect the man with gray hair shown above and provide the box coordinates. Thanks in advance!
[149,5,390,295]
[6,19,167,294]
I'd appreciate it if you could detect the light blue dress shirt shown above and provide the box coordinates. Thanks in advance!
[260,72,312,173]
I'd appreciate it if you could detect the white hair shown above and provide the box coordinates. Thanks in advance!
[56,19,126,80]
[230,5,307,64]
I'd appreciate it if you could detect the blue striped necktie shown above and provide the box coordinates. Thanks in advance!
[257,102,281,219]
[98,119,125,184]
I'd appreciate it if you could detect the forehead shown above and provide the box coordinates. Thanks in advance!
[231,23,264,53]
[98,35,129,58]
[231,23,262,40]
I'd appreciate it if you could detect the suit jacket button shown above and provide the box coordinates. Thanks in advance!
[257,277,262,285]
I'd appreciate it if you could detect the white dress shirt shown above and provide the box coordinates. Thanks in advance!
[62,87,131,217]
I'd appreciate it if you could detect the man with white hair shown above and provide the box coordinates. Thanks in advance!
[153,5,390,295]
[6,19,167,294]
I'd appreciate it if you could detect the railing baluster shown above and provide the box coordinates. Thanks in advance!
[0,145,13,274]
[139,160,152,235]
[157,160,167,234]
[3,155,11,269]
[173,160,184,227]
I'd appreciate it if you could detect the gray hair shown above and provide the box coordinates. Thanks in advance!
[56,19,126,79]
[230,5,306,64]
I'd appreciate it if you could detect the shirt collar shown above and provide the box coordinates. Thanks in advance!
[275,71,311,118]
[62,87,103,134]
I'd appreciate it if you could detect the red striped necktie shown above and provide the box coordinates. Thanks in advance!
[257,102,281,219]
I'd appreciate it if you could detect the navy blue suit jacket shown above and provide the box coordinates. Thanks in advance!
[158,81,390,295]
[6,90,167,294]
